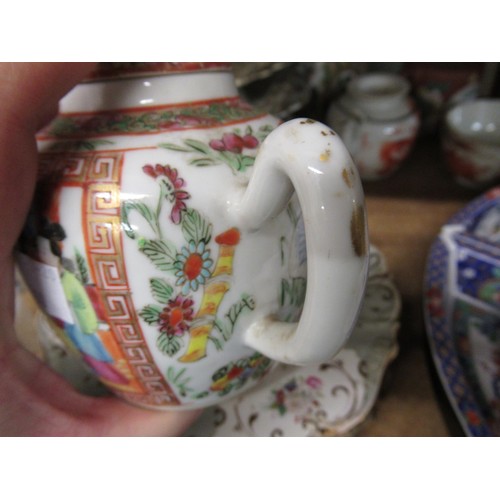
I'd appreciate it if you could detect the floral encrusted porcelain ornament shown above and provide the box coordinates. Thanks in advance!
[17,63,369,409]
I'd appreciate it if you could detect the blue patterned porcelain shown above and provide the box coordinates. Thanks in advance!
[424,187,500,436]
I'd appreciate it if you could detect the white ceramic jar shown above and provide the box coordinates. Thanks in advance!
[327,73,420,181]
[16,63,368,410]
[442,99,500,188]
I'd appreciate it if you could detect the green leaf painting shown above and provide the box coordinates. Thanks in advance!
[181,208,212,246]
[158,125,276,174]
[149,278,174,304]
[138,239,177,274]
[139,304,162,325]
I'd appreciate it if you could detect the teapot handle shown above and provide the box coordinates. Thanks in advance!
[229,118,369,365]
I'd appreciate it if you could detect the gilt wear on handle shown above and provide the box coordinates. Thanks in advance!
[230,118,369,365]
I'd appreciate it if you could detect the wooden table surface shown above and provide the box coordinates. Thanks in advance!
[354,135,487,436]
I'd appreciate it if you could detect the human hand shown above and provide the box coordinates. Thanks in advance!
[0,63,201,436]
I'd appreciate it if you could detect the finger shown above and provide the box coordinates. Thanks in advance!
[0,63,203,437]
[87,398,203,437]
[0,63,96,248]
[0,63,96,132]
[0,63,96,324]
[1,341,202,436]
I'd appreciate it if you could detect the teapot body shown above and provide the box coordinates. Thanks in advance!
[327,73,420,180]
[17,66,306,409]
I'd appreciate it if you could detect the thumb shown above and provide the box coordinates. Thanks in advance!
[0,63,96,131]
[0,64,95,339]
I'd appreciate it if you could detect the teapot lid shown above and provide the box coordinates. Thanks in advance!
[86,62,232,81]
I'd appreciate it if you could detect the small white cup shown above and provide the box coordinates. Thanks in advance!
[443,99,500,188]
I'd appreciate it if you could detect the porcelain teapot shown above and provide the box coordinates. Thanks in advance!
[17,63,368,410]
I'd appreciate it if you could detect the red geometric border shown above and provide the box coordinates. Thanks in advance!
[41,150,180,407]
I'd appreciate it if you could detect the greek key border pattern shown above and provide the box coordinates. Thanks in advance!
[40,151,179,406]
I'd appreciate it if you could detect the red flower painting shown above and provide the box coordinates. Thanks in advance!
[209,133,259,154]
[142,163,190,224]
[159,295,195,337]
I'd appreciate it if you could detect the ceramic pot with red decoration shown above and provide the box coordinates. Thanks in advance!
[327,73,420,181]
[16,63,368,409]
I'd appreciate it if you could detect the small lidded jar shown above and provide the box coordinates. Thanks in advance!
[327,73,420,181]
